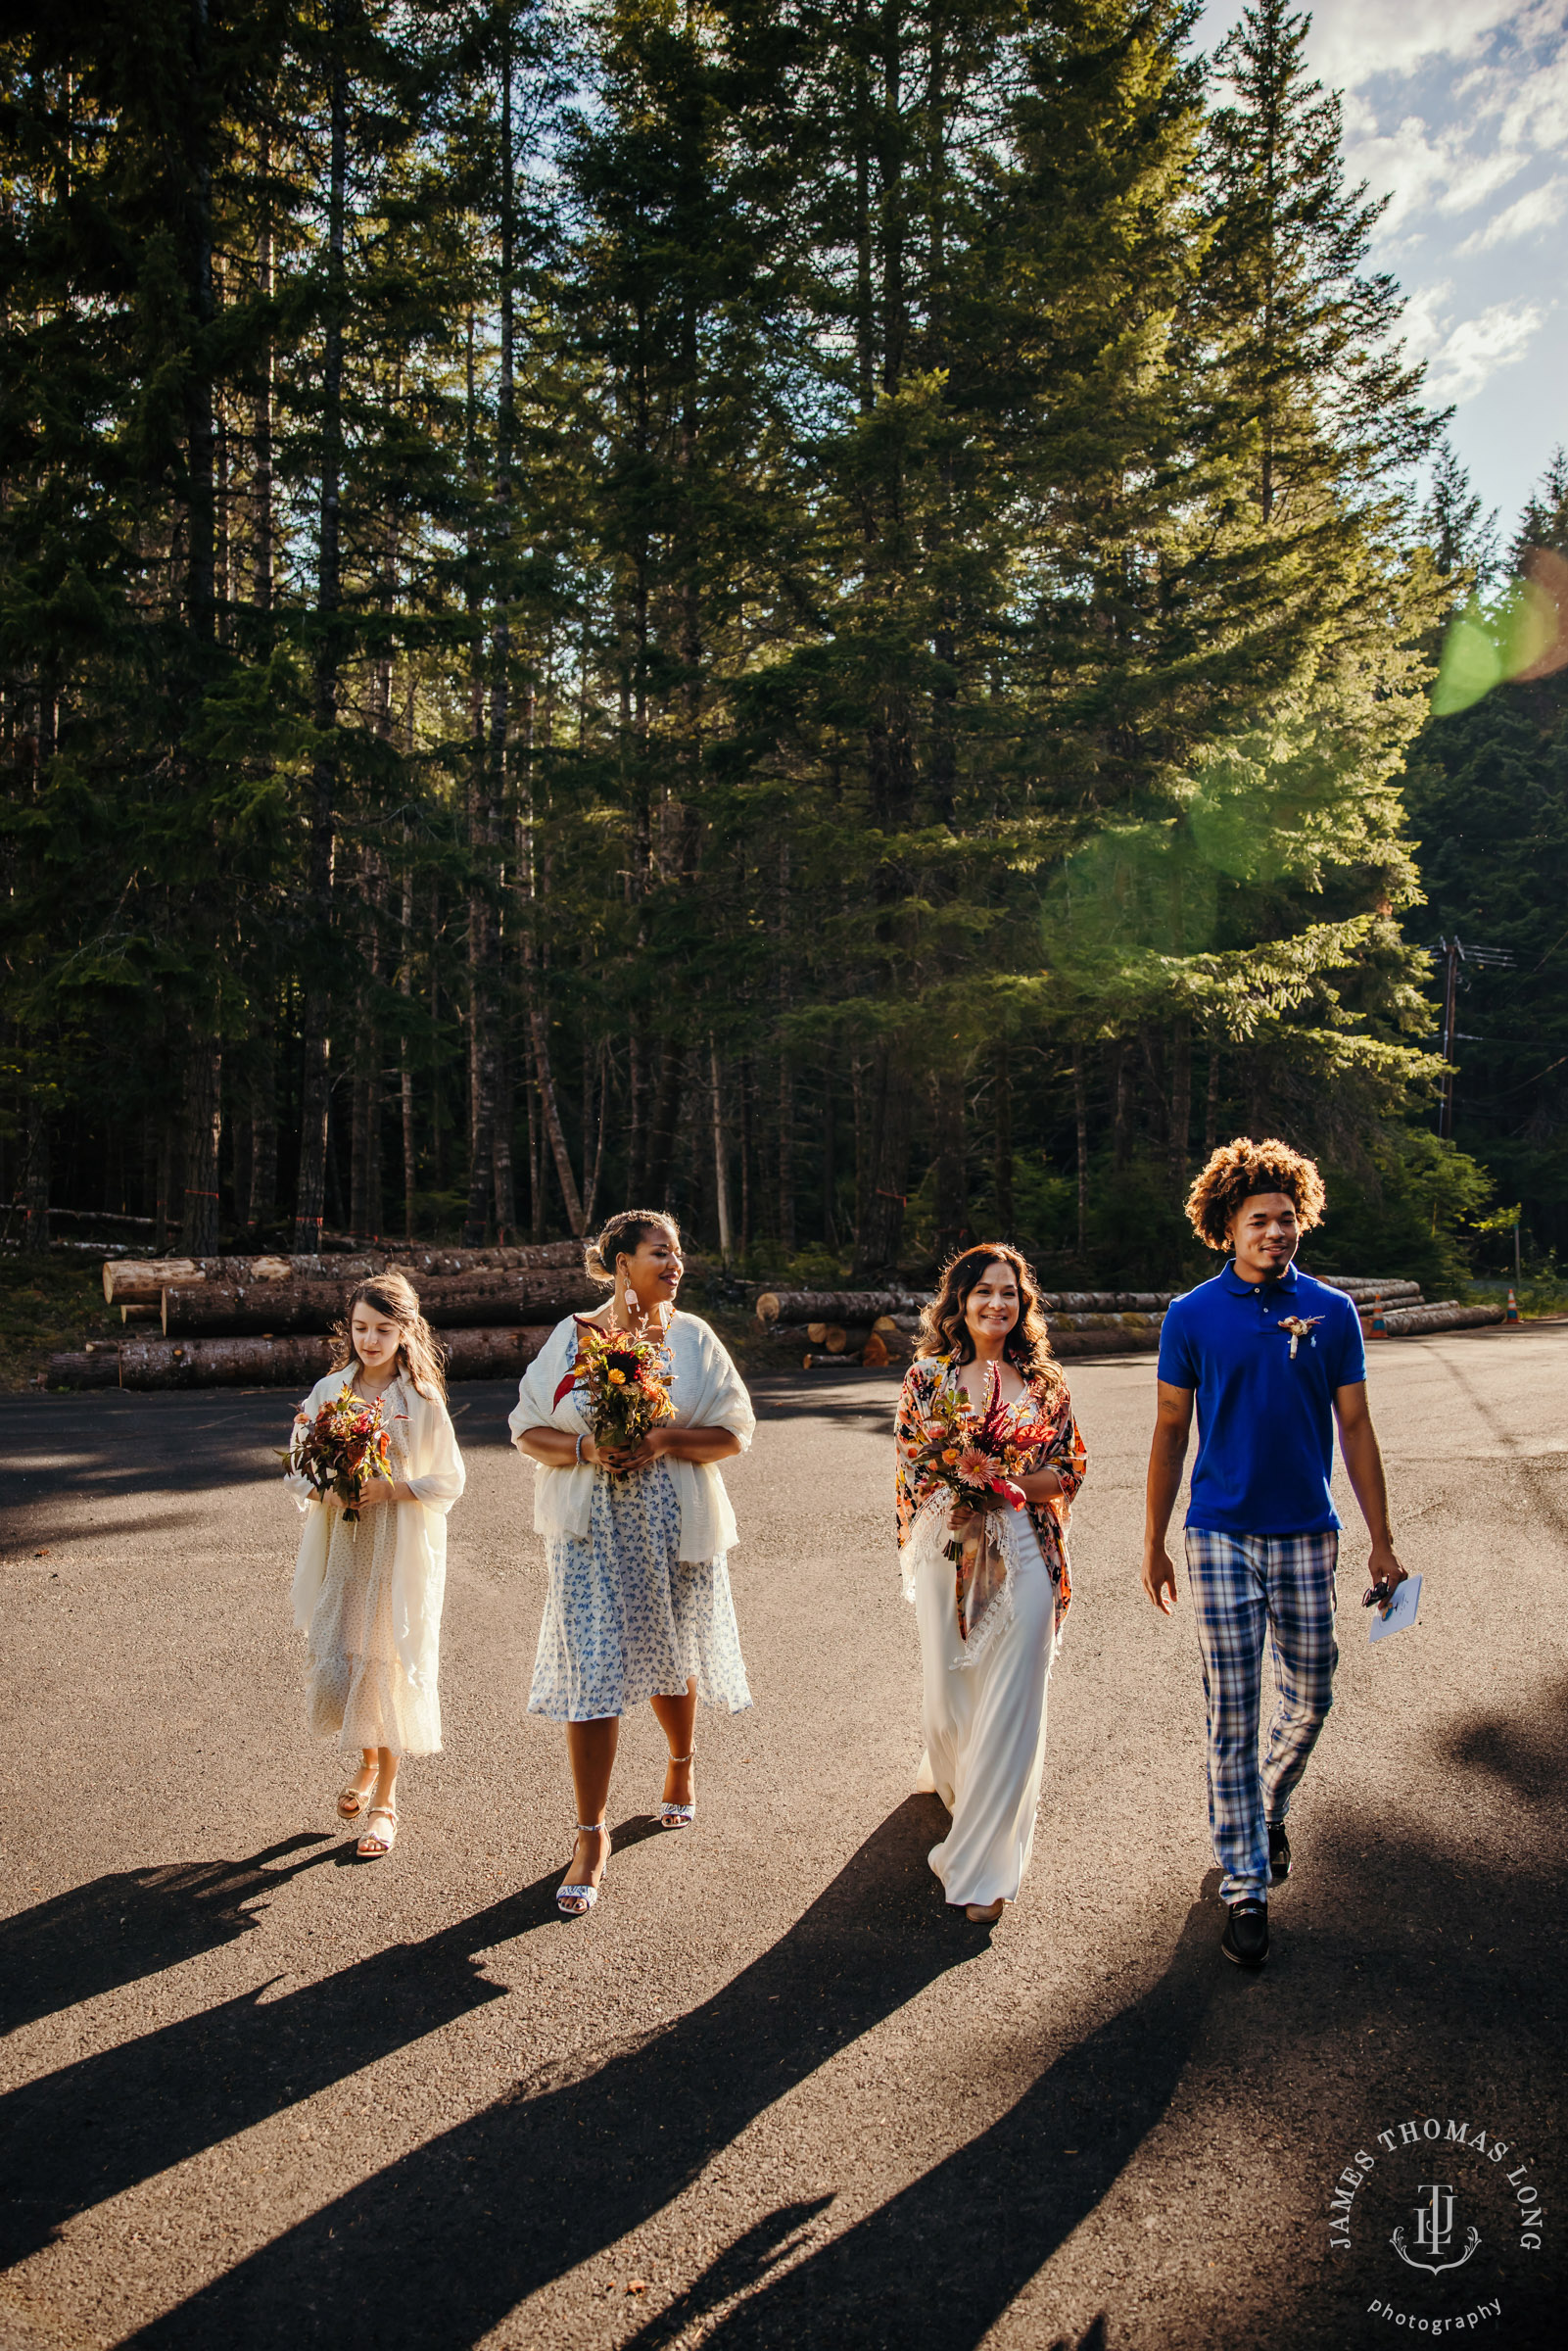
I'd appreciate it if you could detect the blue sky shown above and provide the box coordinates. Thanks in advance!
[1197,1,1568,540]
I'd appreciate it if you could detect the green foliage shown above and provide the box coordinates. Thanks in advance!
[0,0,1551,1296]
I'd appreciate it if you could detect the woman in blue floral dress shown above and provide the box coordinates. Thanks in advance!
[510,1211,755,1914]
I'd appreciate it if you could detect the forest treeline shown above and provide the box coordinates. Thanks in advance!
[3,0,1563,1286]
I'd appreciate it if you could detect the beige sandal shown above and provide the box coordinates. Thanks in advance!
[356,1804,398,1858]
[337,1766,377,1821]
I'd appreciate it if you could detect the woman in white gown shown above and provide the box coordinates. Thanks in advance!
[509,1211,755,1916]
[895,1244,1087,1923]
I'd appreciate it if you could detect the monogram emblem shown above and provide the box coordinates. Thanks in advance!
[1391,2183,1481,2276]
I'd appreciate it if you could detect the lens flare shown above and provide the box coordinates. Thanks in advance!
[1433,549,1568,716]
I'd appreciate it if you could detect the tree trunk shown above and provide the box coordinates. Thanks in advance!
[247,1029,276,1234]
[23,1097,49,1253]
[710,1041,733,1262]
[852,1041,913,1276]
[180,1040,222,1253]
[644,1037,687,1208]
[1073,1057,1089,1258]
[932,1072,969,1255]
[821,1049,838,1251]
[294,23,348,1250]
[1113,1041,1131,1172]
[1168,1014,1192,1199]
[991,1045,1013,1239]
[400,850,416,1239]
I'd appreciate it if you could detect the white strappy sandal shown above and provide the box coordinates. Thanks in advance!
[656,1753,694,1830]
[556,1822,609,1916]
[356,1804,398,1858]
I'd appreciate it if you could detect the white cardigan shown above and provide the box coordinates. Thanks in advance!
[287,1371,466,1693]
[508,1312,755,1562]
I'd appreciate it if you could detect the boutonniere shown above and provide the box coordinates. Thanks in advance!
[1278,1315,1324,1360]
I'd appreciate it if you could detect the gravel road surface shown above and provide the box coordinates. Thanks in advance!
[1,1326,1563,2350]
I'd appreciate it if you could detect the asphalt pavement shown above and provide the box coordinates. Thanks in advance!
[0,1326,1563,2350]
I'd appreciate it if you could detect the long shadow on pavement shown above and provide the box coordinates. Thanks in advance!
[0,1837,334,2038]
[0,1823,657,2268]
[624,1894,1220,2351]
[116,1798,984,2347]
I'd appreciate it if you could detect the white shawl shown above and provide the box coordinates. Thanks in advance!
[287,1371,466,1693]
[508,1311,755,1562]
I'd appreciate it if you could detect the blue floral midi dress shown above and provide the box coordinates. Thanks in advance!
[526,1335,753,1723]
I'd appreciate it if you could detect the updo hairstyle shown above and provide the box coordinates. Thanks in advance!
[330,1269,448,1399]
[585,1210,682,1285]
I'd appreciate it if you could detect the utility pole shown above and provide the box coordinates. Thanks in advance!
[1434,936,1515,1141]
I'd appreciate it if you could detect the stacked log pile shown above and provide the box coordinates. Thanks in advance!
[757,1272,1506,1367]
[50,1239,592,1388]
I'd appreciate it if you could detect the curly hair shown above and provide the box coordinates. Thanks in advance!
[329,1271,448,1400]
[916,1242,1066,1407]
[585,1209,682,1285]
[1184,1136,1327,1252]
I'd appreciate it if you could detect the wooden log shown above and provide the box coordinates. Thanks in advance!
[1047,1327,1163,1358]
[1316,1288,1429,1307]
[104,1253,382,1302]
[46,1324,554,1391]
[755,1288,930,1324]
[162,1269,598,1337]
[1038,1291,1176,1313]
[387,1241,584,1277]
[806,1321,829,1344]
[1044,1310,1164,1332]
[1376,1303,1503,1337]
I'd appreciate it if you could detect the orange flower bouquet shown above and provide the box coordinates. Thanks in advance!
[282,1382,394,1522]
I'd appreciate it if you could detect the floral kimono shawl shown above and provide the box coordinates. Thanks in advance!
[894,1355,1086,1648]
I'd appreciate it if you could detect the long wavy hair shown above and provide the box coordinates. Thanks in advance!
[916,1242,1065,1408]
[329,1271,448,1400]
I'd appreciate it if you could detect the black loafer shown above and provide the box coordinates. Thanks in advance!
[1221,1898,1269,1968]
[1268,1822,1291,1884]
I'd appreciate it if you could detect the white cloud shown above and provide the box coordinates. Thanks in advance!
[1303,0,1534,87]
[1406,293,1548,404]
[1456,174,1568,253]
[1341,107,1525,234]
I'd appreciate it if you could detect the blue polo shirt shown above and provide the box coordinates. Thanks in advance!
[1157,1262,1366,1535]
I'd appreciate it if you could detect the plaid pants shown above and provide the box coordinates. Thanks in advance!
[1184,1528,1340,1905]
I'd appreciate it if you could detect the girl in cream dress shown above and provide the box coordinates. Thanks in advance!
[510,1210,754,1915]
[287,1272,465,1858]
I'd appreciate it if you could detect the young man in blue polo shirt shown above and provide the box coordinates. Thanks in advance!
[1143,1137,1407,1969]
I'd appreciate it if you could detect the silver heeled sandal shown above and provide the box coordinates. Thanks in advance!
[556,1822,609,1916]
[656,1753,695,1829]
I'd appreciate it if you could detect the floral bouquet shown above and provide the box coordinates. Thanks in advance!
[282,1381,394,1522]
[912,1367,1034,1643]
[554,1317,675,1464]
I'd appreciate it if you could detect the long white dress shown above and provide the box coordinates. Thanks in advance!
[912,1511,1057,1907]
[508,1312,755,1722]
[895,1356,1086,1909]
[287,1371,466,1755]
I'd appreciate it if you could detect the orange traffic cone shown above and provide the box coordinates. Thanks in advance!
[1371,1293,1387,1336]
[1506,1287,1519,1323]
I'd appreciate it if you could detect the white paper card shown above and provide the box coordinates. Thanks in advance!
[1369,1571,1421,1643]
